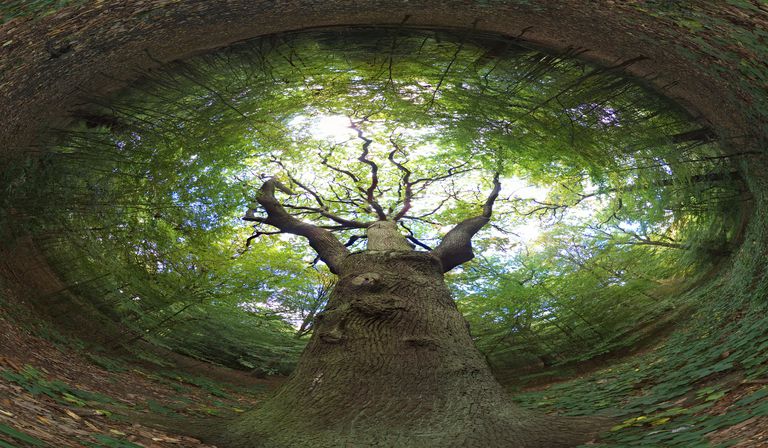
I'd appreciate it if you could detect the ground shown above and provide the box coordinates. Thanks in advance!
[3,296,768,447]
[0,309,284,447]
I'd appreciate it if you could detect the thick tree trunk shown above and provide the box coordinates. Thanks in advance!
[218,251,601,447]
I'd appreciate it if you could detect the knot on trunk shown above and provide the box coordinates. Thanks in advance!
[314,307,347,344]
[403,336,440,350]
[318,327,344,344]
[349,272,383,291]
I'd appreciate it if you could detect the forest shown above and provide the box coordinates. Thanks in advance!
[2,3,768,447]
[11,29,743,374]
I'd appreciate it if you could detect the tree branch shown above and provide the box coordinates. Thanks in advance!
[270,158,373,229]
[319,148,360,183]
[399,222,433,251]
[245,229,281,248]
[282,204,372,229]
[250,178,350,274]
[350,120,388,220]
[387,136,415,219]
[430,173,501,272]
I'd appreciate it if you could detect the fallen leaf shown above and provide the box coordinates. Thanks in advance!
[36,415,52,425]
[63,409,81,420]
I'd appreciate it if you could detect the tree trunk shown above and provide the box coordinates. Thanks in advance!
[217,251,602,447]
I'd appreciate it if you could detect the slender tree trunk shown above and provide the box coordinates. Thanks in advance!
[218,250,602,447]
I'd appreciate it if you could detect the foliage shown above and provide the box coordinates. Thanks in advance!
[5,28,745,374]
[0,422,47,447]
[83,434,143,448]
[511,265,768,447]
[0,0,85,23]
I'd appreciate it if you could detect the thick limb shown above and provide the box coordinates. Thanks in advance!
[431,173,501,272]
[246,178,350,274]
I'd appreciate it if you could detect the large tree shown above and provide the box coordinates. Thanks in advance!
[217,123,599,447]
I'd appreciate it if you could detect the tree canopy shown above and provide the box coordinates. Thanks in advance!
[6,28,747,374]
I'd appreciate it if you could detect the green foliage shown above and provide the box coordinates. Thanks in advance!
[509,246,768,447]
[145,399,176,416]
[5,28,745,375]
[0,0,85,23]
[83,435,142,448]
[0,423,46,447]
[159,371,232,399]
[85,353,128,373]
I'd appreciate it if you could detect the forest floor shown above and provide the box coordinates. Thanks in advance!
[0,309,286,448]
[3,296,768,448]
[507,337,768,447]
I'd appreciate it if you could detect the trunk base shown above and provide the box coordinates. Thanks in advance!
[216,400,606,447]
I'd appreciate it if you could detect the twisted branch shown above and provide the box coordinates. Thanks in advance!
[244,178,350,274]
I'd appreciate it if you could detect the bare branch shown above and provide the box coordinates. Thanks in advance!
[426,41,463,111]
[410,195,452,220]
[281,204,372,229]
[270,156,374,229]
[272,157,326,208]
[399,222,433,251]
[410,161,472,187]
[245,229,282,248]
[343,234,367,248]
[387,136,415,219]
[430,173,501,272]
[328,184,367,208]
[387,136,472,221]
[319,148,360,183]
[402,215,441,226]
[611,224,688,250]
[350,120,388,220]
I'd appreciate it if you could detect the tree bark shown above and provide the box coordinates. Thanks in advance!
[366,220,413,251]
[217,251,603,447]
[431,173,501,272]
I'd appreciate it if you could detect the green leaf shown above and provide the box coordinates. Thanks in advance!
[0,423,47,446]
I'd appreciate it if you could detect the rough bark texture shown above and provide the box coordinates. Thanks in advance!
[366,221,413,252]
[217,251,600,447]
